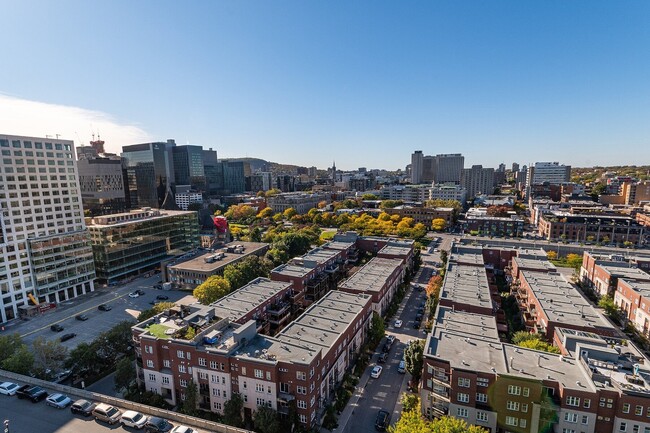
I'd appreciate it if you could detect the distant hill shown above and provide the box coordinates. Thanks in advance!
[220,157,307,174]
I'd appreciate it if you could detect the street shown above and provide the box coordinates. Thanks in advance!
[342,247,439,433]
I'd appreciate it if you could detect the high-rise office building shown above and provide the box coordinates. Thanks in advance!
[461,165,495,199]
[511,162,520,173]
[173,145,205,189]
[410,151,464,185]
[121,140,177,208]
[202,149,220,196]
[0,135,96,323]
[76,148,127,216]
[526,162,571,185]
[411,151,424,184]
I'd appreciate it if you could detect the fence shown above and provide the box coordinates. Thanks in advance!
[0,369,251,433]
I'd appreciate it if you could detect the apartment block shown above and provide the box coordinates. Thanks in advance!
[580,252,650,297]
[537,213,645,246]
[462,165,495,200]
[429,183,467,203]
[132,290,373,428]
[164,241,269,290]
[380,184,432,202]
[338,257,404,314]
[0,135,96,322]
[267,192,329,214]
[464,215,524,238]
[87,208,199,283]
[383,205,455,229]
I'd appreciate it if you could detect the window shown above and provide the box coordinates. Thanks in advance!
[257,397,266,407]
[505,416,519,426]
[162,377,170,385]
[299,415,307,424]
[458,377,470,388]
[145,345,153,354]
[620,422,627,432]
[623,404,631,414]
[457,393,469,403]
[242,367,246,375]
[583,399,591,409]
[297,386,307,395]
[476,393,487,403]
[636,406,644,416]
[521,403,528,413]
[163,360,170,368]
[477,377,489,387]
[280,383,290,393]
[476,412,488,423]
[255,384,264,392]
[566,396,580,407]
[297,371,306,380]
[198,358,206,366]
[633,426,640,433]
[297,400,307,409]
[520,419,527,428]
[210,361,217,369]
[148,374,156,382]
[562,429,576,433]
[582,416,589,425]
[457,408,468,418]
[508,385,521,395]
[523,387,530,397]
[255,369,264,379]
[179,365,186,373]
[213,402,222,411]
[180,379,188,387]
[177,350,185,358]
[507,401,520,411]
[565,412,578,423]
[146,360,154,368]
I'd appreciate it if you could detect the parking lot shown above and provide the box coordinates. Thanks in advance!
[3,275,193,349]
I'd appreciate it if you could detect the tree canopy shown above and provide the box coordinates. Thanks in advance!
[193,275,231,305]
[389,405,487,433]
[404,339,425,383]
[431,218,447,232]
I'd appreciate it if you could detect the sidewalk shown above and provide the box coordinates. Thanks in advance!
[327,367,371,433]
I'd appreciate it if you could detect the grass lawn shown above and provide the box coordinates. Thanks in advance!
[320,231,336,241]
[147,324,173,339]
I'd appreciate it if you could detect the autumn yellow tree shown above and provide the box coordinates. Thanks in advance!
[224,204,257,222]
[431,218,447,232]
[256,207,273,219]
[546,251,558,261]
[193,276,231,305]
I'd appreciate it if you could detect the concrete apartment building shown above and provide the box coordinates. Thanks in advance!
[164,241,269,290]
[526,162,572,186]
[87,208,199,283]
[429,183,467,203]
[410,151,464,185]
[580,252,650,298]
[379,184,432,202]
[463,214,525,238]
[462,165,496,200]
[383,205,455,229]
[0,134,96,323]
[266,192,329,214]
[537,213,645,246]
[132,290,373,428]
[338,257,404,314]
[600,181,650,206]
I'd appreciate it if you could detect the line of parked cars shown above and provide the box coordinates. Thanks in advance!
[0,380,195,432]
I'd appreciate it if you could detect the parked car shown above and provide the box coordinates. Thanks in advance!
[59,333,77,342]
[370,365,383,378]
[128,291,141,298]
[54,369,73,383]
[171,426,195,433]
[397,360,406,374]
[0,382,19,396]
[386,335,396,344]
[92,403,122,425]
[412,321,420,330]
[70,399,96,416]
[16,385,48,402]
[75,314,89,321]
[378,353,388,363]
[46,393,72,409]
[156,295,169,300]
[145,416,173,432]
[393,319,403,328]
[50,324,64,332]
[121,410,149,429]
[375,410,391,431]
[98,304,112,311]
[415,314,423,322]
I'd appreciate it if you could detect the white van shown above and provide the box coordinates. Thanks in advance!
[398,360,406,374]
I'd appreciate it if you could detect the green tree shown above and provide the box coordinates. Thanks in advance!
[96,321,136,362]
[0,333,24,364]
[65,342,103,376]
[181,380,199,416]
[511,331,540,345]
[439,250,448,265]
[223,392,244,427]
[187,202,203,212]
[1,345,34,375]
[380,200,403,209]
[404,339,425,384]
[253,405,281,433]
[400,393,420,412]
[223,256,271,291]
[32,336,68,378]
[256,207,274,219]
[137,302,176,322]
[518,339,560,354]
[389,406,487,433]
[265,188,281,197]
[566,253,583,270]
[114,357,136,392]
[599,295,620,318]
[362,193,379,200]
[184,326,196,340]
[193,275,231,304]
[224,204,257,222]
[370,312,386,345]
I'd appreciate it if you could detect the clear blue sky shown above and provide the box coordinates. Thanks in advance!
[1,1,649,170]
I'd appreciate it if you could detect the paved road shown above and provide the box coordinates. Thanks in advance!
[0,379,207,433]
[343,270,430,433]
[2,275,193,350]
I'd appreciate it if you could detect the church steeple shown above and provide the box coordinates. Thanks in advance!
[331,160,336,185]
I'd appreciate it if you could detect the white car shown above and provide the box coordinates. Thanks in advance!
[394,319,403,328]
[386,335,396,344]
[128,292,140,298]
[46,393,72,408]
[370,365,383,378]
[121,410,148,429]
[0,382,19,396]
[171,426,196,433]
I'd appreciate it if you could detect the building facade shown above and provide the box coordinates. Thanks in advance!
[87,208,199,283]
[0,134,96,322]
[462,165,495,200]
[76,151,127,216]
[122,140,177,208]
[173,145,206,190]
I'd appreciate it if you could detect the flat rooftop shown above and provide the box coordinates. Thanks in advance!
[449,244,485,266]
[433,306,500,342]
[322,240,355,251]
[620,279,650,297]
[88,209,194,228]
[378,241,413,258]
[596,261,650,281]
[338,257,402,294]
[439,263,493,310]
[272,290,372,364]
[521,271,615,331]
[169,242,268,273]
[211,278,292,323]
[299,247,341,265]
[512,256,557,273]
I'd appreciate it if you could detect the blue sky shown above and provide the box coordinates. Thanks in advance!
[1,1,649,170]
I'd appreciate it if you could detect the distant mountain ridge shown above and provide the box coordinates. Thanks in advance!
[219,157,307,174]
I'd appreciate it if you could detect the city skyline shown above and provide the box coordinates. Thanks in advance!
[1,1,649,170]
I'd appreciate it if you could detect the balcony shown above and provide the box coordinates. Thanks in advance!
[430,388,450,401]
[429,403,449,416]
[324,264,340,274]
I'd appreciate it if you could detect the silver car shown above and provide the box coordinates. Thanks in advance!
[46,393,72,408]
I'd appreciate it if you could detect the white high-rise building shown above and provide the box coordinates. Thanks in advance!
[0,135,95,323]
[526,162,571,185]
